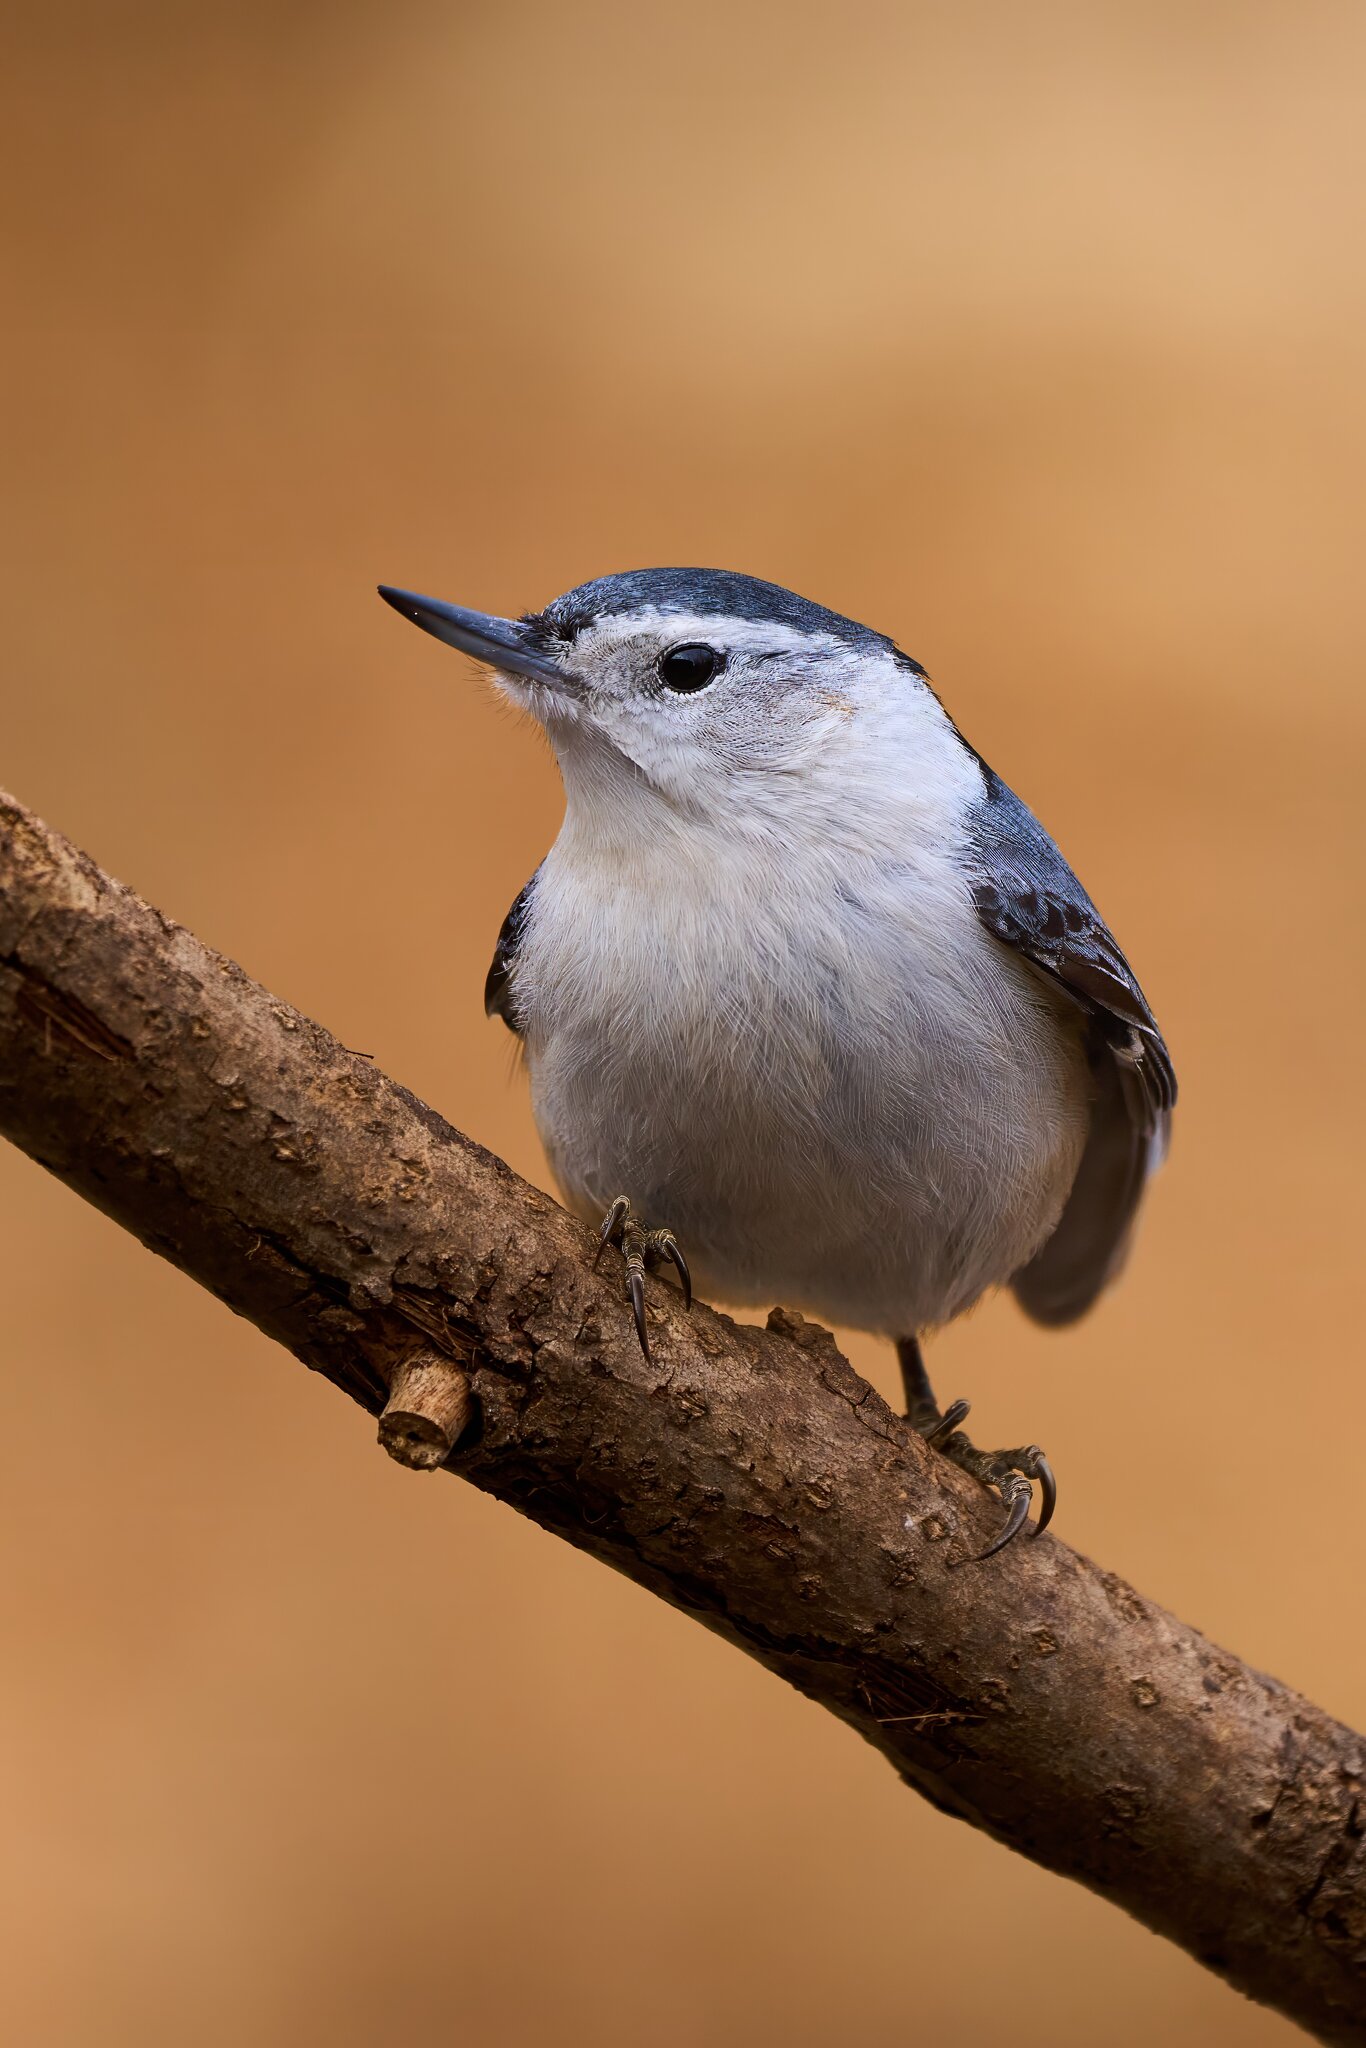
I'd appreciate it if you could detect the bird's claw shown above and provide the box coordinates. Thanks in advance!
[594,1196,693,1359]
[594,1195,631,1264]
[961,1468,1033,1564]
[911,1396,1055,1563]
[900,1339,1057,1563]
[648,1229,692,1310]
[628,1266,649,1357]
[941,1437,1056,1566]
[922,1395,971,1447]
[1032,1451,1058,1535]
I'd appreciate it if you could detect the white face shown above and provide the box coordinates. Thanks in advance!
[491,606,955,834]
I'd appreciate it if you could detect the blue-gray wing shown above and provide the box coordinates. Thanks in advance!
[484,868,539,1034]
[968,768,1176,1325]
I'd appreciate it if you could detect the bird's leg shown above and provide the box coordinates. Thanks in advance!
[896,1336,1056,1564]
[593,1196,692,1360]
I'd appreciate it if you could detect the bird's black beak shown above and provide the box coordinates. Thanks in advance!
[378,585,568,687]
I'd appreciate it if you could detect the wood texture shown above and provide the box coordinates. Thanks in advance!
[378,1348,475,1469]
[0,788,1362,2043]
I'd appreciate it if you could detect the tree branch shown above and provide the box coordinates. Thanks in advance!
[0,788,1361,2044]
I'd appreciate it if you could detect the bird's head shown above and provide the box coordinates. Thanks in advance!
[379,568,954,844]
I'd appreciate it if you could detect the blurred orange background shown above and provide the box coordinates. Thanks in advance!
[2,3,1363,2043]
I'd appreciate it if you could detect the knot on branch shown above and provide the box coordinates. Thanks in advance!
[765,1304,843,1366]
[378,1348,473,1471]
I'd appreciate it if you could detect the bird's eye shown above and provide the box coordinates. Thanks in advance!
[658,643,722,693]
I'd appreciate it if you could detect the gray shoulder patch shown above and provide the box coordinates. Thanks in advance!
[967,768,1175,1119]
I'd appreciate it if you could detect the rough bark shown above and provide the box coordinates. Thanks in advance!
[0,787,1362,2043]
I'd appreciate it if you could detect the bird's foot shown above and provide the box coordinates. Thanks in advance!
[927,1410,1056,1565]
[899,1339,1055,1563]
[592,1195,692,1359]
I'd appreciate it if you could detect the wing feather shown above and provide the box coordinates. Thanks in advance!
[967,768,1176,1325]
[484,868,539,1035]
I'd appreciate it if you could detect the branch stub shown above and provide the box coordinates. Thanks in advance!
[378,1350,473,1471]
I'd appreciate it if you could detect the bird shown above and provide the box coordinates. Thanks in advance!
[379,568,1175,1561]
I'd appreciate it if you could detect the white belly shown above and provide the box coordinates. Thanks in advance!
[515,839,1091,1335]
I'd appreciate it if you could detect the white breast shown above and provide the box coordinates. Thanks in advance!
[513,804,1091,1336]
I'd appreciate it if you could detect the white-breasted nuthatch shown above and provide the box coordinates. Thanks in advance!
[379,569,1175,1560]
